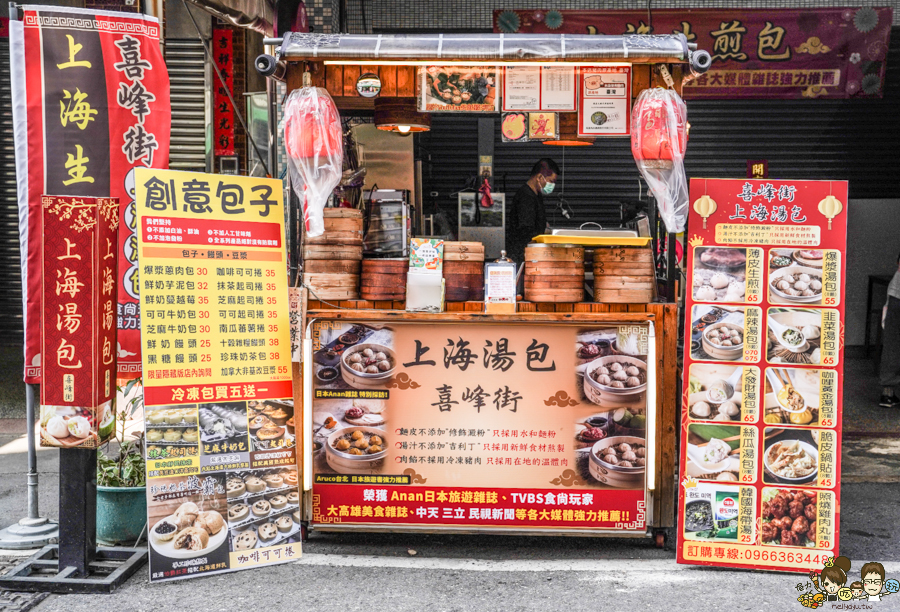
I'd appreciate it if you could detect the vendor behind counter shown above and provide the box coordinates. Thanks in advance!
[505,158,559,263]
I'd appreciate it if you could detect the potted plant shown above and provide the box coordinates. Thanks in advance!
[96,378,147,545]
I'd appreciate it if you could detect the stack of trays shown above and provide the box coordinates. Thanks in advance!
[443,241,484,302]
[303,208,363,300]
[360,258,409,301]
[593,247,655,303]
[524,243,585,303]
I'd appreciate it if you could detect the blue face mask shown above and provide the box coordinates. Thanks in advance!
[542,180,556,195]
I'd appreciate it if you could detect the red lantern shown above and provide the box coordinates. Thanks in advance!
[284,94,342,160]
[631,88,689,233]
[631,92,687,167]
[283,78,344,237]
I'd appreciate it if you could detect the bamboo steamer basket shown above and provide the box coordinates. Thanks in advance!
[306,209,364,244]
[444,241,485,262]
[524,244,584,303]
[323,208,363,221]
[302,209,364,298]
[442,244,484,301]
[304,260,362,274]
[302,244,363,261]
[360,258,409,301]
[593,247,654,303]
[302,273,360,300]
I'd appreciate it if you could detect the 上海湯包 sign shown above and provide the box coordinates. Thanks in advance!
[310,319,656,533]
[494,7,892,100]
[135,168,301,582]
[678,178,846,573]
[10,6,171,382]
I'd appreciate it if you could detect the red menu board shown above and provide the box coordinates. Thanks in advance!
[677,178,846,573]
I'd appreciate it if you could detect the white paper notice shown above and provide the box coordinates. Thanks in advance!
[485,263,517,303]
[579,67,631,136]
[540,66,576,111]
[504,66,541,111]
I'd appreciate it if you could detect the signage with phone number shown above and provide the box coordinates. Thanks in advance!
[678,178,847,573]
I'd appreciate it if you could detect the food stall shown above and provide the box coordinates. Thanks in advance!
[256,32,710,545]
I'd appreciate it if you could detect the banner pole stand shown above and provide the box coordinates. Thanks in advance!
[0,448,147,593]
[0,384,59,549]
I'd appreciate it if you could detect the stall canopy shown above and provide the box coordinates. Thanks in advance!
[275,32,710,71]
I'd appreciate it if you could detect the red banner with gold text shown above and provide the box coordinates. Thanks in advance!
[11,6,170,382]
[494,8,892,99]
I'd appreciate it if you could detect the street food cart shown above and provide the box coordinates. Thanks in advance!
[259,32,709,546]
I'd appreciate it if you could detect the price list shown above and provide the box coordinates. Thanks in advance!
[136,169,301,583]
[678,178,847,574]
[134,169,292,406]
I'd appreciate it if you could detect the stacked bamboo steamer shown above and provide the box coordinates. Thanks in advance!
[523,243,585,303]
[593,247,655,303]
[302,208,363,300]
[360,258,409,301]
[443,241,484,302]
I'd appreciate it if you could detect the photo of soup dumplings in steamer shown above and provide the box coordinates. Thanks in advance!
[704,325,743,348]
[346,347,393,374]
[588,360,646,390]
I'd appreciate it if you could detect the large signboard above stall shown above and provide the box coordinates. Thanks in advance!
[677,178,847,574]
[494,8,893,99]
[309,318,656,534]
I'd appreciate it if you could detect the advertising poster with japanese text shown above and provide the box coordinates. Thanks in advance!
[310,320,653,532]
[677,178,847,573]
[135,169,300,582]
[10,6,171,383]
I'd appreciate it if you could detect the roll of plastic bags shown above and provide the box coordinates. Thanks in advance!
[283,79,343,237]
[631,88,689,234]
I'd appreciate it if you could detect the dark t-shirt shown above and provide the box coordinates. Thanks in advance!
[506,183,546,263]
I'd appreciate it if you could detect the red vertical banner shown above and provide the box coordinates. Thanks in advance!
[11,7,170,383]
[213,28,235,156]
[40,196,119,448]
[677,178,847,573]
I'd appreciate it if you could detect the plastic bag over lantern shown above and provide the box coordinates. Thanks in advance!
[283,73,343,237]
[631,88,689,234]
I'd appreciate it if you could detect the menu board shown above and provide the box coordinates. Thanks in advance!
[503,66,576,112]
[135,168,301,582]
[677,178,847,573]
[309,319,654,533]
[577,66,631,137]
